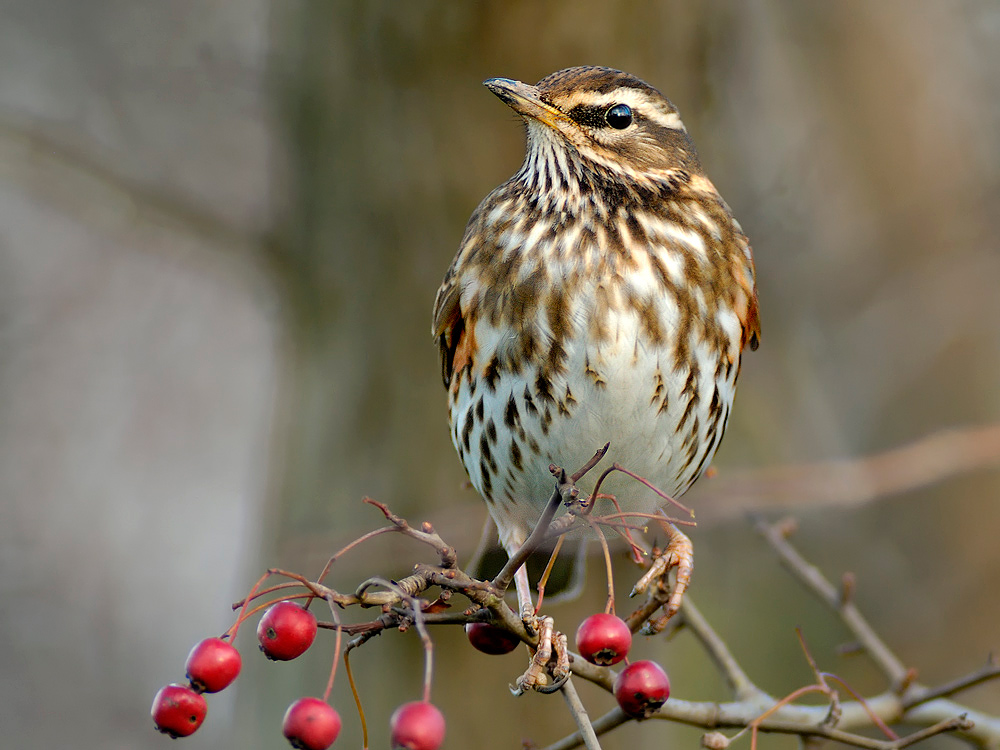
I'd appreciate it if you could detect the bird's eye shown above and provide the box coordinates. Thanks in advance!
[605,104,633,129]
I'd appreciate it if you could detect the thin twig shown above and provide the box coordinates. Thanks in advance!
[571,443,612,483]
[822,672,898,740]
[902,656,1000,709]
[230,579,315,609]
[541,707,628,750]
[560,678,603,750]
[753,515,909,686]
[364,498,458,568]
[494,460,582,592]
[680,597,759,700]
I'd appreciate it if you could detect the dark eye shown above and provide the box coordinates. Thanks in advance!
[605,104,633,129]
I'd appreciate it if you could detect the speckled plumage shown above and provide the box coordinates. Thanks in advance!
[433,67,759,559]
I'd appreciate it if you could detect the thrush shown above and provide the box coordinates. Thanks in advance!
[433,66,760,619]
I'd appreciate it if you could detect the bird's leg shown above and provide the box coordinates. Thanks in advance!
[504,456,609,694]
[509,546,570,695]
[630,520,693,633]
[513,563,536,623]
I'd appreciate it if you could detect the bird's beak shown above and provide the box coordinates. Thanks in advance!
[483,77,570,130]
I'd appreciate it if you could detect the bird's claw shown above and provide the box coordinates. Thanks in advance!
[510,617,569,695]
[631,523,693,633]
[520,604,538,637]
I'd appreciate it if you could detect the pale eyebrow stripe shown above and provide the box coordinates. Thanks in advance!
[556,88,686,132]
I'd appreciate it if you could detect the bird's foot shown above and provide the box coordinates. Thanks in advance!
[631,522,693,634]
[510,616,569,695]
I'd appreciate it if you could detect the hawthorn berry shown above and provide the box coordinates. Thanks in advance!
[257,602,318,661]
[614,660,671,719]
[282,697,342,750]
[390,701,446,750]
[575,613,632,666]
[151,683,208,738]
[185,637,242,693]
[465,621,520,655]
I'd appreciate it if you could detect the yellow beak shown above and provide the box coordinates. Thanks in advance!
[483,77,571,130]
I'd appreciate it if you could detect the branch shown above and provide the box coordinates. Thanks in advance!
[219,487,1000,750]
[494,445,609,593]
[543,696,978,750]
[692,424,1000,522]
[903,656,1000,708]
[680,597,761,701]
[546,514,1000,749]
[753,515,909,686]
[560,678,603,750]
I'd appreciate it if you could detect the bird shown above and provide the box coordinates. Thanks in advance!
[433,66,760,619]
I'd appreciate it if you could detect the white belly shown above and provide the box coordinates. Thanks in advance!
[448,278,742,551]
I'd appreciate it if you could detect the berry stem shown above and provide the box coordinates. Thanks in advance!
[231,580,311,609]
[229,593,313,636]
[343,647,368,749]
[610,463,694,518]
[366,577,436,703]
[586,516,616,615]
[321,604,344,703]
[534,534,565,613]
[225,570,272,641]
[597,511,695,527]
[313,525,398,587]
[603,494,645,563]
[584,465,617,517]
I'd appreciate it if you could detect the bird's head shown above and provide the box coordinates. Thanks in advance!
[485,66,703,182]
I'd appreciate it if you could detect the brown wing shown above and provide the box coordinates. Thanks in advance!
[745,285,761,351]
[432,271,464,387]
[432,275,479,390]
[434,208,490,389]
[736,235,761,352]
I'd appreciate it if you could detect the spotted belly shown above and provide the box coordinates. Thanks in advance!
[448,299,742,551]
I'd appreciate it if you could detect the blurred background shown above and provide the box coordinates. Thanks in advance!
[2,1,998,748]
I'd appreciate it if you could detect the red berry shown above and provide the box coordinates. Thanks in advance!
[465,622,520,655]
[257,602,318,661]
[185,637,242,693]
[614,660,671,719]
[151,683,208,738]
[282,697,342,750]
[390,701,446,750]
[575,613,632,666]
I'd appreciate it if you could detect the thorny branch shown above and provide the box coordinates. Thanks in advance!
[234,452,1000,750]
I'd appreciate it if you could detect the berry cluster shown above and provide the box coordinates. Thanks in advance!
[151,505,678,748]
[576,613,670,719]
[466,611,672,721]
[150,636,241,738]
[151,598,446,749]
